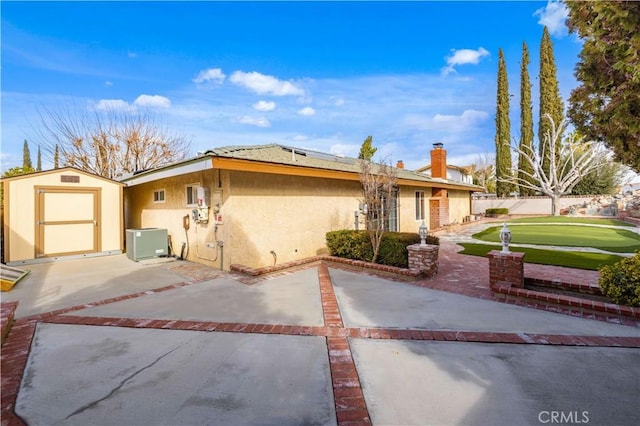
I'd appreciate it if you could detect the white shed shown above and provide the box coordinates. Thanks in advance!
[1,167,124,265]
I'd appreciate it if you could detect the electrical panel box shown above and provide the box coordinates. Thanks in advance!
[126,228,168,261]
[197,186,209,208]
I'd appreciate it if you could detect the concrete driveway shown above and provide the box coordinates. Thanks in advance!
[2,254,639,425]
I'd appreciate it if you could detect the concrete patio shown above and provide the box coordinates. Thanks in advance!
[2,244,639,425]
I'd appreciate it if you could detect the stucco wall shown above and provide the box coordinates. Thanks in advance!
[472,196,596,215]
[4,170,122,262]
[125,168,474,269]
[124,168,224,267]
[225,170,360,268]
[448,189,472,224]
[398,187,428,234]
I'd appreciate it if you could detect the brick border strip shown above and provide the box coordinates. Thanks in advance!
[37,316,640,348]
[1,301,18,345]
[231,256,423,280]
[1,319,36,426]
[491,282,640,322]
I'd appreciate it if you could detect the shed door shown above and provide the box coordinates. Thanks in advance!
[35,188,101,258]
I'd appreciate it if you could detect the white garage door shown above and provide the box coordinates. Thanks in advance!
[35,187,101,258]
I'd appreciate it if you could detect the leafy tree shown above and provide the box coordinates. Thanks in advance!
[494,49,512,197]
[518,42,536,196]
[37,145,42,171]
[35,105,190,179]
[566,1,640,171]
[538,26,564,175]
[22,140,32,169]
[570,160,623,196]
[501,115,609,216]
[358,135,377,160]
[2,166,35,178]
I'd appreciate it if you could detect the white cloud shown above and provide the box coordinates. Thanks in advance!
[229,71,305,96]
[95,99,130,111]
[297,106,315,116]
[104,81,113,87]
[134,94,171,108]
[433,109,488,125]
[441,47,490,75]
[193,68,226,84]
[334,98,345,106]
[128,51,137,59]
[534,1,569,37]
[236,115,271,127]
[253,100,276,111]
[404,109,489,132]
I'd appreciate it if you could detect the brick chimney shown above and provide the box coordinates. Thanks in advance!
[396,160,404,169]
[430,142,446,179]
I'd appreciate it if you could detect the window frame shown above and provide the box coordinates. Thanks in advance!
[153,188,166,204]
[415,190,425,220]
[185,183,200,207]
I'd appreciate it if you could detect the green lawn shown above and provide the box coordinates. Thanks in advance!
[504,216,634,227]
[458,243,624,270]
[473,224,640,253]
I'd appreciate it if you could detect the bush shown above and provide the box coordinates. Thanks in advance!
[326,230,439,268]
[598,252,640,307]
[325,230,373,261]
[486,208,509,216]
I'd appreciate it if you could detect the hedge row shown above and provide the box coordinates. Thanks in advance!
[326,230,439,268]
[485,208,509,215]
[599,252,640,307]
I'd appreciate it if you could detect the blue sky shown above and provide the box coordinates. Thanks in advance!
[2,0,582,173]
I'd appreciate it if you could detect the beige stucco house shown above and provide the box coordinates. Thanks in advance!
[122,143,480,270]
[1,167,124,265]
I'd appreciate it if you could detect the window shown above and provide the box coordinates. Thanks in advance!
[185,183,199,206]
[415,191,425,220]
[153,189,166,203]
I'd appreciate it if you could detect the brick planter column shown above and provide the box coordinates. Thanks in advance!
[407,244,439,278]
[487,250,525,288]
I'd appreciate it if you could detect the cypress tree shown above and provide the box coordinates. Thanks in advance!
[23,140,33,169]
[37,145,42,171]
[358,135,377,160]
[538,26,564,175]
[495,49,512,197]
[54,144,60,168]
[518,42,535,195]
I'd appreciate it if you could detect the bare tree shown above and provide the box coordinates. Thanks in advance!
[34,105,190,179]
[501,114,609,215]
[469,153,496,193]
[359,158,398,263]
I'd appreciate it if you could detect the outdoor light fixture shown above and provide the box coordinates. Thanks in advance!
[419,221,428,246]
[499,222,512,253]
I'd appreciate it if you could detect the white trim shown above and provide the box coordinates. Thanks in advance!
[122,158,212,186]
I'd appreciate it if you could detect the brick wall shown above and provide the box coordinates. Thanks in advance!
[487,250,524,288]
[407,244,439,278]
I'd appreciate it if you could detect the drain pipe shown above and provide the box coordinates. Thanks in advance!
[270,250,277,265]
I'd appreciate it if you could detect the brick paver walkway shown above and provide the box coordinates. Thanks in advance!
[2,246,639,425]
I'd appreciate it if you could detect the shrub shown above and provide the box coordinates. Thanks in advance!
[598,252,640,307]
[486,208,509,216]
[325,230,373,261]
[326,230,439,268]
